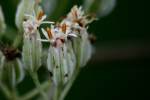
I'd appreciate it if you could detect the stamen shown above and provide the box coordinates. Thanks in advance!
[37,10,45,20]
[74,19,83,27]
[72,9,78,20]
[61,23,67,33]
[46,27,53,39]
[74,10,78,18]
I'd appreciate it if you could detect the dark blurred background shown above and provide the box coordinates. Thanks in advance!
[0,0,149,100]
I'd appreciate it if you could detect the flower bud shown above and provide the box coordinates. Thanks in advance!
[47,46,61,86]
[47,42,76,86]
[0,6,6,33]
[80,29,93,67]
[83,0,116,17]
[22,31,42,73]
[41,0,57,16]
[0,58,24,88]
[15,0,35,31]
[72,29,93,67]
[98,0,116,17]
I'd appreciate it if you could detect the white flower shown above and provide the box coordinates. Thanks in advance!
[47,41,76,85]
[23,10,54,38]
[59,22,78,39]
[39,23,77,48]
[39,25,64,47]
[67,6,85,22]
[22,11,45,72]
[64,5,96,28]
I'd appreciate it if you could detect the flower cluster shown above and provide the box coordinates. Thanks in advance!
[0,0,118,99]
[22,5,96,87]
[23,10,53,38]
[0,0,97,99]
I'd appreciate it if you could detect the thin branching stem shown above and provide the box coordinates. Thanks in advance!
[59,69,80,100]
[31,72,49,100]
[0,82,11,100]
[21,81,51,100]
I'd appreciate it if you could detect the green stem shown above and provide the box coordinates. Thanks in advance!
[59,69,80,100]
[53,86,59,100]
[53,84,63,100]
[31,72,48,100]
[0,82,20,100]
[0,82,11,100]
[11,88,19,100]
[21,81,51,100]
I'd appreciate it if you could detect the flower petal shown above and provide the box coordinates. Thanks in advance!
[41,28,49,40]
